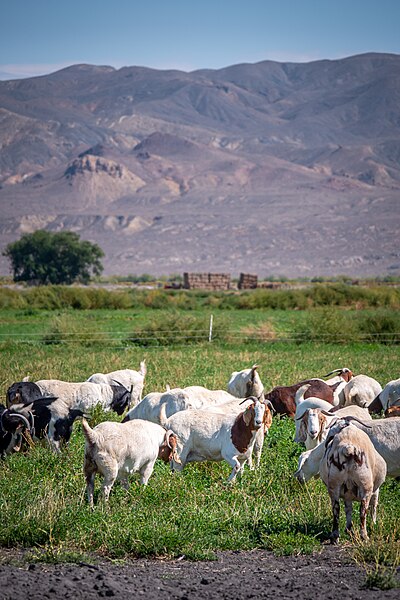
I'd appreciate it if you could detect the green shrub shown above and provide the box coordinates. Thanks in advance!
[43,313,100,346]
[127,312,226,346]
[358,313,400,344]
[293,307,359,343]
[0,287,27,309]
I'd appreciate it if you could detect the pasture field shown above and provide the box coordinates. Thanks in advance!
[0,297,399,581]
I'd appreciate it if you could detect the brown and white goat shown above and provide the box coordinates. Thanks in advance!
[264,379,335,417]
[159,397,270,482]
[320,422,387,543]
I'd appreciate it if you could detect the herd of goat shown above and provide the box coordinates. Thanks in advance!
[1,362,400,543]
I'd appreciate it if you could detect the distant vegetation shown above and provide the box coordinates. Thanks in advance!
[3,230,104,285]
[0,283,399,346]
[0,282,398,312]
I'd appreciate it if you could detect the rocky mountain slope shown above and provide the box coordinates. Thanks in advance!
[0,53,399,277]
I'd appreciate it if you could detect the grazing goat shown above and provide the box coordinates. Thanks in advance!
[82,418,179,506]
[369,378,400,414]
[10,397,84,452]
[264,379,335,417]
[6,381,43,407]
[342,374,382,409]
[0,404,34,457]
[295,416,400,482]
[87,360,146,407]
[320,423,387,542]
[159,397,268,482]
[123,386,235,423]
[6,378,131,452]
[227,365,264,399]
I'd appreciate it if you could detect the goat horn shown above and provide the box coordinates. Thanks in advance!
[264,399,274,412]
[111,379,128,391]
[165,429,174,449]
[342,415,372,428]
[295,410,310,421]
[323,368,343,377]
[3,411,32,432]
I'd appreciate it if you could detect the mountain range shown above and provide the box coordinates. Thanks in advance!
[0,52,399,278]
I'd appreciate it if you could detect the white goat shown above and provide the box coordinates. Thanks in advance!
[87,360,146,407]
[35,379,131,414]
[320,423,387,542]
[342,374,382,408]
[295,416,400,482]
[159,397,267,482]
[294,385,334,445]
[123,386,235,423]
[227,364,264,399]
[296,404,372,450]
[82,418,179,506]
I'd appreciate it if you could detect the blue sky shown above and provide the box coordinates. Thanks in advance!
[1,0,399,79]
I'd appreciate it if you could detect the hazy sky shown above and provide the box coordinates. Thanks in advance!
[1,0,399,79]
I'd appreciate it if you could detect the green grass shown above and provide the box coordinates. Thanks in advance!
[0,301,399,570]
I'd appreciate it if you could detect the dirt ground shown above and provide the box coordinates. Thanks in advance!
[0,547,399,600]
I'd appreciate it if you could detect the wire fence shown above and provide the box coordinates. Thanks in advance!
[0,328,399,346]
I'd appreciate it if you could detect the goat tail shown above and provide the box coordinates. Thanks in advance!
[81,418,97,446]
[139,360,147,377]
[341,444,365,467]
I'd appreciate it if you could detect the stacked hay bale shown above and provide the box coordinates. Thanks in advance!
[183,272,231,290]
[238,273,258,289]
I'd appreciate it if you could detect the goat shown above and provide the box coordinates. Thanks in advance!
[8,379,132,451]
[35,379,132,415]
[6,381,44,407]
[369,378,400,414]
[159,397,268,483]
[86,360,146,408]
[323,367,354,405]
[341,374,382,409]
[295,415,400,482]
[324,368,354,385]
[227,364,264,399]
[202,396,273,468]
[320,422,387,542]
[294,384,336,446]
[295,386,372,449]
[0,404,34,457]
[264,379,335,417]
[82,418,179,506]
[7,379,132,417]
[9,397,85,452]
[123,386,235,423]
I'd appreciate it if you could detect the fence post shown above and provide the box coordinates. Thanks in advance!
[209,314,213,342]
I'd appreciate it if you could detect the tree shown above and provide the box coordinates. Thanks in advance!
[3,230,104,285]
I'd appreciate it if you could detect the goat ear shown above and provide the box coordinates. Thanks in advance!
[243,407,253,426]
[298,417,307,442]
[250,365,258,381]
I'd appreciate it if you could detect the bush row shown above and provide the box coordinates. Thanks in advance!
[0,283,399,311]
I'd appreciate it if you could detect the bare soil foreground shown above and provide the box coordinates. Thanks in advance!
[0,547,399,600]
